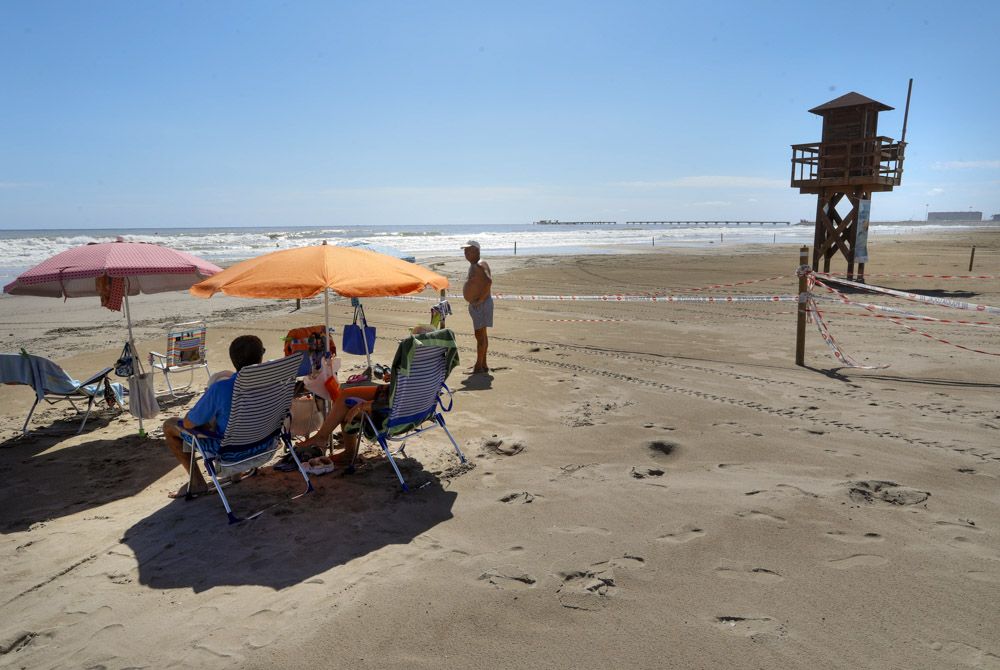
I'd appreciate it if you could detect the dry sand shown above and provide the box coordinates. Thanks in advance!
[2,232,999,669]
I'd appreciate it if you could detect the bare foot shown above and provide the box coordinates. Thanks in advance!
[167,483,210,499]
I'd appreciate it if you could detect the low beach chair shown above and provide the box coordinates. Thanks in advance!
[149,321,210,397]
[180,352,312,523]
[351,329,466,491]
[0,352,122,435]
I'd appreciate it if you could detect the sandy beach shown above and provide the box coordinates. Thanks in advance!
[2,231,999,669]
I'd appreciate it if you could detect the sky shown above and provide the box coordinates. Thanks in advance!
[1,0,998,229]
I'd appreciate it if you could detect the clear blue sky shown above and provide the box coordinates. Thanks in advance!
[1,0,998,229]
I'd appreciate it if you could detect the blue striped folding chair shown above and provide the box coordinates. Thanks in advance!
[354,329,466,491]
[149,321,211,397]
[180,352,313,523]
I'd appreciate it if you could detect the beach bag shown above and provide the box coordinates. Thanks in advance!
[342,324,376,355]
[343,305,376,355]
[303,356,341,402]
[127,373,160,419]
[290,394,323,437]
[114,342,135,378]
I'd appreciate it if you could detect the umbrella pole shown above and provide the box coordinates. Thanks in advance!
[324,289,331,355]
[323,288,333,453]
[123,289,145,437]
[360,301,372,373]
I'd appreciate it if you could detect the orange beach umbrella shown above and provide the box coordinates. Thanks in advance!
[190,243,447,299]
[190,243,449,362]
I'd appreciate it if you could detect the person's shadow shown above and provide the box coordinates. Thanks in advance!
[121,456,458,592]
[457,371,493,391]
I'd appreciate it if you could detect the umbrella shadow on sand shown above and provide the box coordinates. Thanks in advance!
[121,456,459,592]
[0,426,179,534]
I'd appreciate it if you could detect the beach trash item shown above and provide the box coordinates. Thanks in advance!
[179,352,313,524]
[148,321,210,397]
[1,352,125,435]
[346,328,464,491]
[2,239,222,436]
[127,373,160,420]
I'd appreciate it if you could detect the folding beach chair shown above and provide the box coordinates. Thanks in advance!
[149,321,210,397]
[351,329,466,491]
[180,353,313,523]
[0,352,123,435]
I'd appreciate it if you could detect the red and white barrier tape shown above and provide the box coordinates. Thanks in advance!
[813,275,1000,316]
[806,272,1000,357]
[490,293,795,303]
[806,301,888,369]
[392,293,794,303]
[814,304,1000,329]
[812,293,1000,328]
[816,271,998,281]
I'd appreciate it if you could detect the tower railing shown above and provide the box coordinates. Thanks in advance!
[791,137,904,189]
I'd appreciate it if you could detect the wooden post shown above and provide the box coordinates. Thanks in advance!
[969,246,976,272]
[514,241,517,255]
[796,245,809,367]
[295,298,301,310]
[652,236,655,246]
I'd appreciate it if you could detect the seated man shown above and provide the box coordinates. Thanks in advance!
[163,335,265,499]
[298,383,391,465]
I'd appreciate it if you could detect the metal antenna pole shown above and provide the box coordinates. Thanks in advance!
[900,78,913,144]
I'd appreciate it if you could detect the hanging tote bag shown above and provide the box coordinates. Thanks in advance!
[128,373,160,419]
[342,304,376,355]
[290,394,323,437]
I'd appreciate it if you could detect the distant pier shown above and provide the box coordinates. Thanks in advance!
[625,220,790,226]
[533,220,791,226]
[535,224,618,226]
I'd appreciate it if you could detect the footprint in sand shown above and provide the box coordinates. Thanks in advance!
[657,526,706,544]
[647,440,678,457]
[479,569,537,591]
[499,492,536,504]
[556,555,645,611]
[845,480,929,506]
[714,565,783,584]
[826,554,888,569]
[479,437,526,458]
[630,466,665,479]
[927,640,1000,669]
[935,519,981,533]
[714,616,786,639]
[826,531,883,544]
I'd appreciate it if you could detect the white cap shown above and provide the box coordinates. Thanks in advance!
[462,240,481,250]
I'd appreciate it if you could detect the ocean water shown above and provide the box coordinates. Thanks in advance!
[0,221,986,287]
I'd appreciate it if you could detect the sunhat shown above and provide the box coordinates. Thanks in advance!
[462,240,481,250]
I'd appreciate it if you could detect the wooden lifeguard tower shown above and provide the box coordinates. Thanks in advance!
[791,84,911,279]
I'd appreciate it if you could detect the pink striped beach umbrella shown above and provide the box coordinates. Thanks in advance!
[4,239,222,434]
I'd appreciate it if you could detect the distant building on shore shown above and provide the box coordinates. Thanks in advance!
[928,211,982,221]
[993,214,1000,221]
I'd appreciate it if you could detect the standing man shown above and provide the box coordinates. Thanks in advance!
[462,240,493,373]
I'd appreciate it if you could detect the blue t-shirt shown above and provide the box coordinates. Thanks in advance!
[187,374,236,435]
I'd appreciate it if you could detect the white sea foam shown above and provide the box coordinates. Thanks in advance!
[0,222,989,287]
